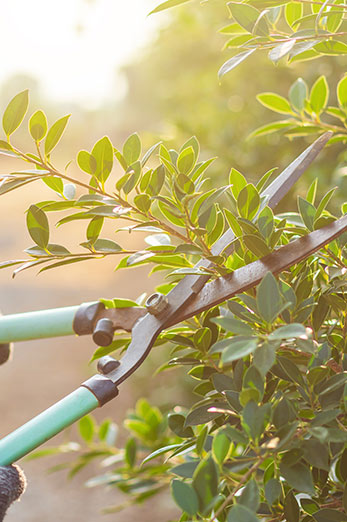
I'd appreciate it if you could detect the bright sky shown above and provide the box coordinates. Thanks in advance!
[0,0,159,109]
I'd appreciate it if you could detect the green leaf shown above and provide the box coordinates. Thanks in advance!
[279,462,315,495]
[285,2,303,27]
[257,92,293,114]
[123,133,141,165]
[29,110,48,141]
[86,217,104,244]
[242,401,271,441]
[168,413,194,438]
[253,342,276,377]
[45,115,70,155]
[26,204,49,249]
[229,168,247,199]
[243,234,271,257]
[2,90,29,137]
[265,478,281,505]
[238,479,260,511]
[38,175,64,194]
[298,196,316,231]
[269,39,296,63]
[310,75,329,114]
[192,456,219,512]
[337,74,347,108]
[134,194,151,213]
[91,136,114,184]
[211,316,253,336]
[228,2,269,35]
[289,78,307,112]
[125,438,137,468]
[221,338,258,364]
[171,479,199,516]
[284,490,300,522]
[177,145,195,174]
[269,323,307,340]
[218,49,256,77]
[256,272,282,323]
[212,432,230,464]
[185,403,226,426]
[79,415,95,443]
[315,40,347,55]
[237,184,260,220]
[313,509,347,522]
[149,0,192,15]
[77,150,96,174]
[227,504,258,522]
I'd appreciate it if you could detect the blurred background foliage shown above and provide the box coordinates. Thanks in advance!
[118,2,347,209]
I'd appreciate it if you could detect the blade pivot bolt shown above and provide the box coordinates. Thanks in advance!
[145,293,169,316]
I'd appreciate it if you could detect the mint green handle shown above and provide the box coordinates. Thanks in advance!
[0,305,80,343]
[0,387,99,465]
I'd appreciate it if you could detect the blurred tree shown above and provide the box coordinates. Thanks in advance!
[120,3,347,207]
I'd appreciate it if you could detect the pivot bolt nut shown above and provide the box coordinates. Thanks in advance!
[145,292,169,316]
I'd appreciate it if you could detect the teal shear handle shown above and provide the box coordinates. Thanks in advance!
[0,374,117,466]
[0,301,104,344]
[0,306,78,343]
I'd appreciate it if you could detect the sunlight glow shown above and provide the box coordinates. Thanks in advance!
[0,1,159,109]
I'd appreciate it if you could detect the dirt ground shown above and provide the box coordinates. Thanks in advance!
[0,172,179,521]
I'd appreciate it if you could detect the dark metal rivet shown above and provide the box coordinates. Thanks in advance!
[93,318,114,346]
[97,356,120,375]
[145,292,169,316]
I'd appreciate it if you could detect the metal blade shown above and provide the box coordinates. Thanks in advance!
[105,133,332,385]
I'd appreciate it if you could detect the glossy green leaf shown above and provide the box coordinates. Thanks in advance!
[79,415,95,443]
[125,438,137,468]
[228,2,269,36]
[192,456,219,512]
[26,205,49,249]
[29,110,48,141]
[256,272,282,323]
[212,432,230,464]
[177,145,195,174]
[242,401,271,441]
[87,217,104,244]
[269,323,307,340]
[298,196,316,231]
[149,0,192,15]
[289,77,307,111]
[313,509,347,522]
[2,90,29,137]
[315,40,347,55]
[265,478,281,505]
[279,462,315,495]
[171,479,199,516]
[257,93,293,114]
[211,316,253,336]
[337,74,347,108]
[269,39,296,63]
[123,133,141,165]
[221,338,258,364]
[227,504,258,522]
[284,489,299,522]
[45,115,70,155]
[310,75,329,114]
[285,2,303,27]
[237,184,260,220]
[91,136,114,184]
[253,342,276,376]
[218,49,256,77]
[238,479,260,511]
